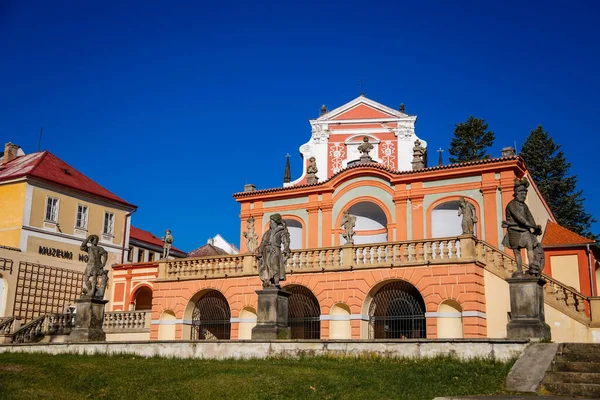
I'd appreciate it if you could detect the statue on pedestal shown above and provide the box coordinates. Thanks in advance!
[80,235,108,299]
[412,139,426,170]
[306,157,319,184]
[162,229,173,259]
[243,216,259,252]
[458,197,477,235]
[341,211,356,245]
[256,213,290,288]
[357,136,374,163]
[502,177,545,277]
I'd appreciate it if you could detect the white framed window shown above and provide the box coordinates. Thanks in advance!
[75,205,89,229]
[103,212,115,235]
[45,197,59,222]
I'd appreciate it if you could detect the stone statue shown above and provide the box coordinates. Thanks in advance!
[458,197,478,235]
[162,229,173,259]
[306,157,319,184]
[357,136,374,163]
[243,216,259,252]
[80,235,108,299]
[502,177,545,277]
[256,213,290,288]
[412,139,426,170]
[341,211,356,245]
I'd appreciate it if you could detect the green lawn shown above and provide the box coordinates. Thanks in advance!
[0,352,515,400]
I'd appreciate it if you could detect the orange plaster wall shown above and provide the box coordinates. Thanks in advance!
[150,263,487,340]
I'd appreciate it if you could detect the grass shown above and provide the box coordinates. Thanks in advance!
[0,352,516,400]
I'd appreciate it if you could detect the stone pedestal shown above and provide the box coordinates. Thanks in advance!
[251,288,291,340]
[506,276,551,340]
[69,297,108,342]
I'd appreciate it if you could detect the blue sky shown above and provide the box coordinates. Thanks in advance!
[2,1,599,251]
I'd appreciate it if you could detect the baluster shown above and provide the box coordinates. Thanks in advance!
[425,242,433,261]
[333,248,341,266]
[416,243,424,261]
[450,240,458,258]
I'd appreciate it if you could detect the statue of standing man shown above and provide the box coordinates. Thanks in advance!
[502,177,545,277]
[256,214,290,288]
[458,197,478,235]
[341,211,357,245]
[162,229,173,259]
[80,235,108,298]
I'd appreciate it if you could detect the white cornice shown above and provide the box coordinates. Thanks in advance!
[315,96,410,122]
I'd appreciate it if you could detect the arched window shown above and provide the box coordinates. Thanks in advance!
[286,285,320,339]
[133,286,153,310]
[342,201,388,245]
[284,218,303,250]
[368,280,426,339]
[431,200,477,238]
[237,307,257,340]
[329,303,351,339]
[158,310,176,340]
[191,290,231,340]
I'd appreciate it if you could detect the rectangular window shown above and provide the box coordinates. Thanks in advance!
[148,252,155,262]
[45,197,59,222]
[137,249,144,263]
[76,205,88,229]
[127,247,134,262]
[103,212,115,235]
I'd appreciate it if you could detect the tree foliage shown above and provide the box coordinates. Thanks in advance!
[448,116,496,163]
[520,126,597,240]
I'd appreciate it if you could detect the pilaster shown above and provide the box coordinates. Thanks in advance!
[480,177,499,245]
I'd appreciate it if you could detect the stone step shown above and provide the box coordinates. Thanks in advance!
[542,382,600,398]
[556,351,600,363]
[544,371,600,384]
[561,342,600,354]
[552,361,600,373]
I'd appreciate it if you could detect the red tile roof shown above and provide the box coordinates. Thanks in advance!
[129,226,185,254]
[542,220,595,247]
[188,243,229,257]
[0,151,135,207]
[233,155,521,198]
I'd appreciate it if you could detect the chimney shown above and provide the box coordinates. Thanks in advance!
[244,183,256,192]
[2,143,19,165]
[501,146,516,158]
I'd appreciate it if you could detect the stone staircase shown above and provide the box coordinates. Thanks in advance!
[542,343,600,398]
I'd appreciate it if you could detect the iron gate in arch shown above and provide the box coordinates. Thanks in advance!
[368,280,426,339]
[287,285,321,339]
[191,290,231,340]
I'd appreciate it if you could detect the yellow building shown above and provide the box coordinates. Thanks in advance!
[0,142,136,320]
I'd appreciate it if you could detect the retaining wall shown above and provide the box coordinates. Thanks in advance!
[0,339,528,361]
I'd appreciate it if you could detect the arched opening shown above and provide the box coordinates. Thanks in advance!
[341,201,388,245]
[329,303,351,339]
[437,300,464,338]
[0,274,5,317]
[431,200,476,238]
[286,285,320,339]
[190,290,231,340]
[237,307,257,340]
[284,218,303,250]
[157,310,177,340]
[367,280,426,339]
[132,286,153,310]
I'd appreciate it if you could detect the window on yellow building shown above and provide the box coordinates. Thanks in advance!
[45,197,59,222]
[76,205,88,229]
[103,212,115,235]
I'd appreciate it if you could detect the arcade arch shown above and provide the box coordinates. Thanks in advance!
[339,200,389,245]
[186,289,231,340]
[132,285,153,310]
[430,198,479,238]
[364,280,426,339]
[285,285,321,339]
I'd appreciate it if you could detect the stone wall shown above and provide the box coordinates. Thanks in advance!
[0,339,528,361]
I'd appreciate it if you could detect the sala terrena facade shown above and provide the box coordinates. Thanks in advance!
[112,95,599,343]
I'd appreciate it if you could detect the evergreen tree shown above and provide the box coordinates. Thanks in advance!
[448,116,495,163]
[520,126,597,240]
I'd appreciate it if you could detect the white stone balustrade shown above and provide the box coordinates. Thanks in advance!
[103,310,151,332]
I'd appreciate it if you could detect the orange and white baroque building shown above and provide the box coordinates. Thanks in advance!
[110,95,600,343]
